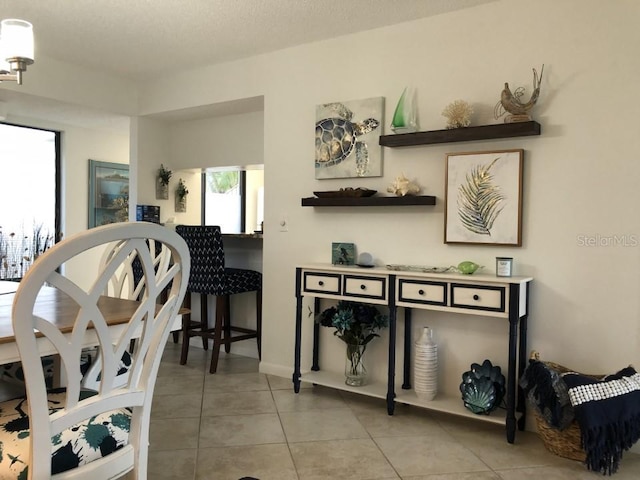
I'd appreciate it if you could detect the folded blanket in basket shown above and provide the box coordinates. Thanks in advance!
[519,359,575,430]
[563,366,640,475]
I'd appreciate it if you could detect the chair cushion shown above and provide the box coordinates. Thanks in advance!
[0,388,131,478]
[224,268,262,295]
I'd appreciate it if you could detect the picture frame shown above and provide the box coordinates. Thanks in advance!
[332,242,356,265]
[88,159,129,228]
[444,149,523,246]
[315,97,384,179]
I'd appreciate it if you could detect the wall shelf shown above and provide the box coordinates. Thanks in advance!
[301,195,436,207]
[378,121,541,147]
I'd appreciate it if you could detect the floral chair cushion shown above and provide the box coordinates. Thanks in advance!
[0,388,131,478]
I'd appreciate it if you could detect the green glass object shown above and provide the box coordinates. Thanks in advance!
[391,87,418,133]
[457,261,480,274]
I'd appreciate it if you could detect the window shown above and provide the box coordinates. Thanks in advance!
[203,167,264,234]
[0,123,60,279]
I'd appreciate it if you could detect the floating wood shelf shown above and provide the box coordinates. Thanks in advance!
[301,195,436,207]
[379,121,541,147]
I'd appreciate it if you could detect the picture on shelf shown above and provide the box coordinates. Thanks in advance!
[444,149,523,246]
[331,242,355,265]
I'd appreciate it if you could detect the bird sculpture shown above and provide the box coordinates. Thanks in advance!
[494,65,544,122]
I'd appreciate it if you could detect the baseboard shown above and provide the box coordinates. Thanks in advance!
[258,361,292,379]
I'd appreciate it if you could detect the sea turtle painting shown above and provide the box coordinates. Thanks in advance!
[315,97,383,179]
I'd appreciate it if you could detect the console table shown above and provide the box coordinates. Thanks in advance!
[292,263,533,443]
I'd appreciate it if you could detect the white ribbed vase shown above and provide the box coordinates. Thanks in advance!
[414,327,438,400]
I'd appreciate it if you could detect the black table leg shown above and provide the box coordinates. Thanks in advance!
[386,275,397,415]
[505,284,520,443]
[312,298,320,371]
[293,268,303,393]
[402,308,412,390]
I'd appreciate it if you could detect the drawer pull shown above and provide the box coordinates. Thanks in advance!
[473,294,480,301]
[418,289,425,295]
[318,281,324,286]
[360,284,366,290]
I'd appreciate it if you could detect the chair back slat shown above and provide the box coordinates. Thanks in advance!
[11,222,189,479]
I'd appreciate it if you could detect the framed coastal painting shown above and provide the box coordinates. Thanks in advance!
[331,242,355,265]
[88,160,129,228]
[444,149,523,246]
[315,96,384,179]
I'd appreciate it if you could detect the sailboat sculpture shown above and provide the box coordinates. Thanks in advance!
[391,87,419,133]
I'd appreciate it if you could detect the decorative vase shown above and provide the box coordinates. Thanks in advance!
[175,196,186,213]
[391,86,419,133]
[345,343,367,386]
[156,179,168,200]
[414,326,438,400]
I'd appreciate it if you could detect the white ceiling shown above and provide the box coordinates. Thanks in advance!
[1,0,494,81]
[0,0,494,126]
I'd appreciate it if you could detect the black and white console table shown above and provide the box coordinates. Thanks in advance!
[292,263,533,443]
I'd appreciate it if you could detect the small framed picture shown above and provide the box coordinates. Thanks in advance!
[332,242,355,265]
[445,149,524,246]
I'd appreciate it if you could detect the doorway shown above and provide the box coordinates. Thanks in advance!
[0,122,60,279]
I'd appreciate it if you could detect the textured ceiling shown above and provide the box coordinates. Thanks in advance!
[0,0,494,81]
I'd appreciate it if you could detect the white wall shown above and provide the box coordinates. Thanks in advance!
[135,0,640,390]
[169,110,264,170]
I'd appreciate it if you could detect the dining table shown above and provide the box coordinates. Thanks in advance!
[0,280,184,366]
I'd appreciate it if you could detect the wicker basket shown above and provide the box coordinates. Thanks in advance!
[529,352,603,462]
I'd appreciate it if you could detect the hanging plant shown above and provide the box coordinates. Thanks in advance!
[176,178,189,199]
[158,164,172,186]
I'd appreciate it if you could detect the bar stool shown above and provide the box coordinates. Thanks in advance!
[175,225,262,373]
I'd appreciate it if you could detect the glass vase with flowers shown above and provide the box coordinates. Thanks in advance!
[315,301,388,386]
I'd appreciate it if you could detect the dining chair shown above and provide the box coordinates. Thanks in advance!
[0,222,189,479]
[81,237,173,392]
[175,225,262,373]
[0,239,170,392]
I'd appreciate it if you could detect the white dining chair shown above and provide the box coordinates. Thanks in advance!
[0,222,189,479]
[81,238,172,391]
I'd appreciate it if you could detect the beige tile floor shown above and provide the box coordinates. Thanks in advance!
[150,342,640,480]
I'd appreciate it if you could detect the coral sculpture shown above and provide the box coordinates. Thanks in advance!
[387,173,420,197]
[442,100,473,129]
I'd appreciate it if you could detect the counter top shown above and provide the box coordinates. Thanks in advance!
[222,233,263,239]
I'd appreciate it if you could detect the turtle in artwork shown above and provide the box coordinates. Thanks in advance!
[315,102,380,176]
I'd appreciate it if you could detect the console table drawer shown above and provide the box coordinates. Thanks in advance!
[398,279,447,306]
[343,275,386,300]
[450,284,506,312]
[302,272,341,295]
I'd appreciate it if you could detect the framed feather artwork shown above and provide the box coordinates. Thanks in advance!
[444,149,523,246]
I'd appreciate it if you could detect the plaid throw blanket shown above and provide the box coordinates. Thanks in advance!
[563,367,640,475]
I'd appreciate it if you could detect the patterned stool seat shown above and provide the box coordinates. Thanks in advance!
[224,268,262,295]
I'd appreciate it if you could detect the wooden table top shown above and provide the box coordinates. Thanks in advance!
[0,284,146,345]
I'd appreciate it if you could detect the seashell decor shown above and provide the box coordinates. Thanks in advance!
[442,99,473,129]
[387,173,420,197]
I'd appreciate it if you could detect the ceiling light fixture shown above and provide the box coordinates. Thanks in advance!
[0,19,35,85]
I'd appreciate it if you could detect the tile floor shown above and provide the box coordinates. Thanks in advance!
[150,342,640,480]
